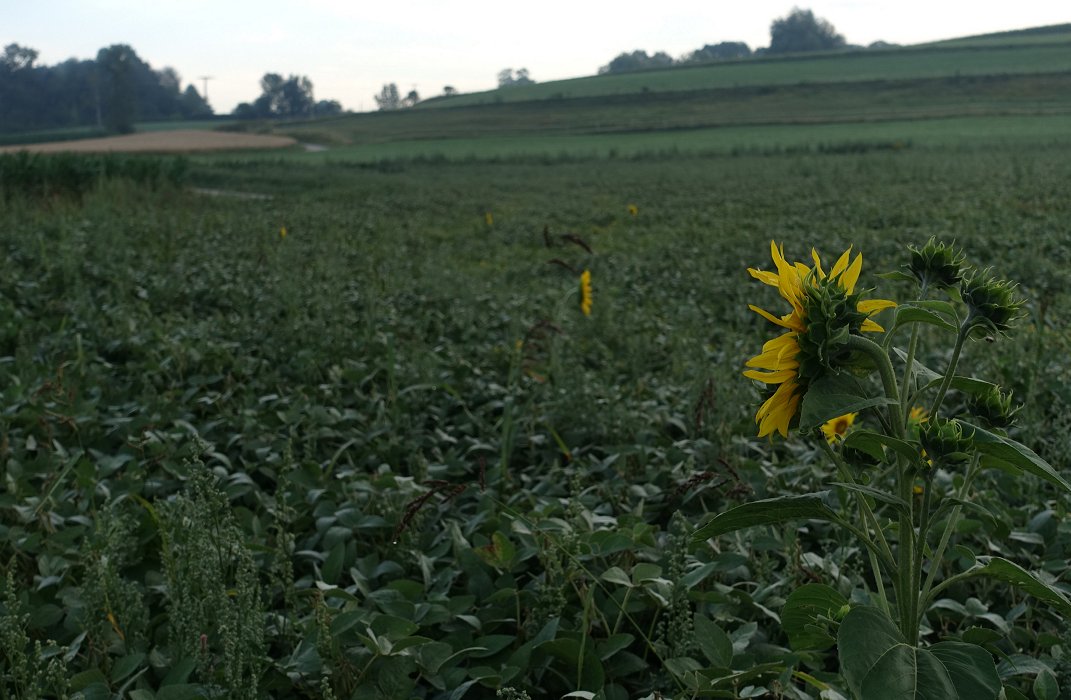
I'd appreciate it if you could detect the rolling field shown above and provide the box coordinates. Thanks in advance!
[2,23,1071,700]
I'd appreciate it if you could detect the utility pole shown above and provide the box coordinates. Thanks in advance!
[198,75,213,103]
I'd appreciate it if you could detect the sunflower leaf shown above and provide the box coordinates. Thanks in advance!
[891,304,958,333]
[692,492,839,542]
[960,556,1071,618]
[960,421,1071,494]
[843,429,920,464]
[828,482,909,511]
[798,373,894,431]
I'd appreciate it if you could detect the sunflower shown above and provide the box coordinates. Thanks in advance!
[579,269,593,316]
[821,412,857,443]
[627,204,639,217]
[743,242,896,438]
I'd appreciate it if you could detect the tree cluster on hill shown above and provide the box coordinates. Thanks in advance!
[497,68,534,87]
[232,74,342,119]
[598,7,863,75]
[373,83,421,111]
[0,43,211,133]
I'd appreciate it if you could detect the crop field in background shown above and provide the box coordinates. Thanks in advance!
[2,23,1071,700]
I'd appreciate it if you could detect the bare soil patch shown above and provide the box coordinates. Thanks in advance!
[0,129,296,154]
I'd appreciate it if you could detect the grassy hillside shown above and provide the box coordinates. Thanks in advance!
[423,31,1071,108]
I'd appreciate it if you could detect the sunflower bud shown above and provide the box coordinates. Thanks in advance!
[968,385,1020,429]
[907,238,965,290]
[960,268,1023,338]
[919,417,974,465]
[797,274,868,378]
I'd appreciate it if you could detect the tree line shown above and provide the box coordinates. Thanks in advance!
[1,43,211,133]
[599,8,892,75]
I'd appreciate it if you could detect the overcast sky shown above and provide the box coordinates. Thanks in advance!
[6,1,1068,114]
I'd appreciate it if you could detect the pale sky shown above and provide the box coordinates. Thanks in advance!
[5,1,1068,114]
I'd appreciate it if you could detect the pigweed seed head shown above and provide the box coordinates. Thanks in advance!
[968,385,1021,429]
[906,238,965,290]
[961,268,1024,338]
[919,417,975,466]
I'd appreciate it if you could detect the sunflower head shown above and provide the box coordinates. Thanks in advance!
[907,238,965,290]
[961,268,1023,338]
[968,385,1020,429]
[919,417,974,466]
[627,204,639,217]
[743,243,895,439]
[579,269,593,316]
[821,412,857,443]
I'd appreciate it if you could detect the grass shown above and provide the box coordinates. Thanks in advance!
[428,40,1071,107]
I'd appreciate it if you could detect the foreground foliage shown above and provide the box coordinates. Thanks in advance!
[1,146,1069,698]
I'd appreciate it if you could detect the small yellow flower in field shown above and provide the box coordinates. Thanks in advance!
[909,406,928,425]
[913,484,924,495]
[485,211,494,226]
[627,204,639,217]
[579,269,593,316]
[743,242,896,438]
[821,412,857,443]
[280,226,287,239]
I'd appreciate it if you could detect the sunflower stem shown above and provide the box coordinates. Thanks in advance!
[898,280,927,424]
[819,439,892,616]
[918,453,982,615]
[928,324,969,418]
[846,334,903,439]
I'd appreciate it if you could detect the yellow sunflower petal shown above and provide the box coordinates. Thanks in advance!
[749,305,804,331]
[829,247,852,278]
[743,368,798,384]
[811,248,825,278]
[857,298,897,314]
[748,268,780,286]
[861,318,885,333]
[841,252,864,294]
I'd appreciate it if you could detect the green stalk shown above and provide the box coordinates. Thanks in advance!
[819,439,894,617]
[928,325,968,418]
[918,453,982,612]
[846,335,903,439]
[898,281,928,424]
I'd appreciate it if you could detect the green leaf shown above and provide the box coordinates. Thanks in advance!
[600,566,634,588]
[860,644,958,700]
[156,686,208,700]
[1033,669,1060,700]
[322,541,345,585]
[962,422,1071,494]
[781,583,847,651]
[693,614,733,667]
[843,430,920,464]
[799,373,894,432]
[829,481,909,511]
[692,492,839,542]
[838,606,905,697]
[892,304,958,333]
[929,641,1001,700]
[110,652,145,682]
[963,557,1071,618]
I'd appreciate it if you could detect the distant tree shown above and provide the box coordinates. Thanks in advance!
[442,85,457,96]
[768,8,846,54]
[497,68,535,87]
[684,42,751,63]
[313,99,343,116]
[598,50,675,74]
[402,89,420,108]
[374,83,401,110]
[180,85,212,117]
[2,43,38,71]
[238,73,315,118]
[96,44,138,133]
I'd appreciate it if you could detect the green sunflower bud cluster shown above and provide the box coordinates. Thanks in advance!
[960,268,1024,338]
[906,238,965,290]
[919,417,975,466]
[797,274,868,380]
[968,385,1020,429]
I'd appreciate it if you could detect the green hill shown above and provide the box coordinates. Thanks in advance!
[255,24,1071,162]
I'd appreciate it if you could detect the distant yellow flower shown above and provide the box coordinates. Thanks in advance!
[913,484,924,495]
[280,226,288,239]
[627,204,639,217]
[909,406,928,425]
[821,412,857,443]
[579,269,593,316]
[743,242,896,439]
[485,211,494,226]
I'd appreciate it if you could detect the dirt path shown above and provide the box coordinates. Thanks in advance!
[0,129,297,154]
